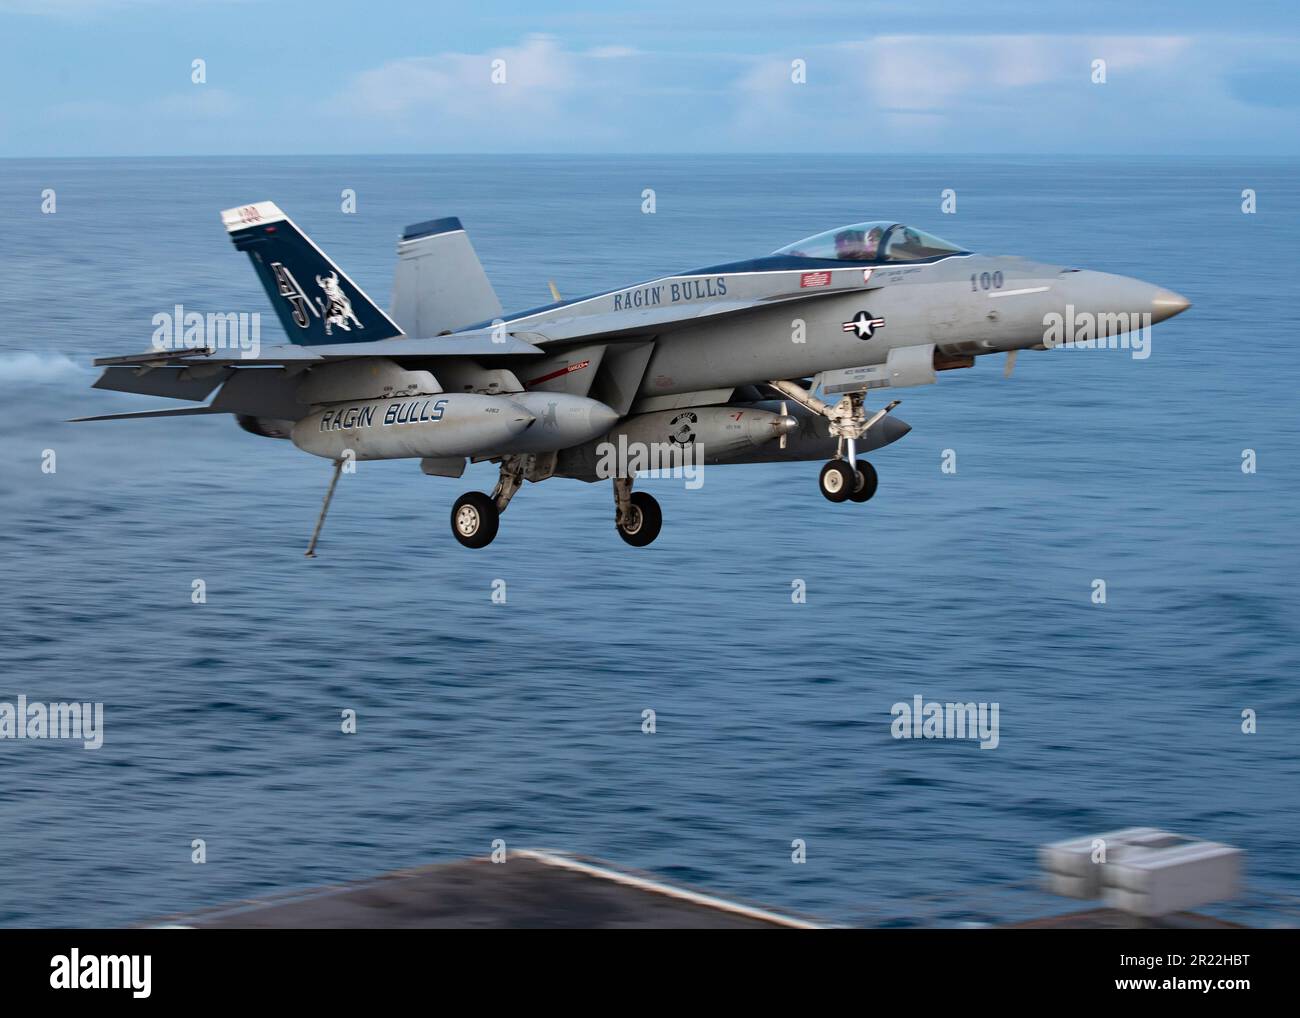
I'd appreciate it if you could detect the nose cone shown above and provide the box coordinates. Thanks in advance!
[1056,270,1190,328]
[1151,288,1191,324]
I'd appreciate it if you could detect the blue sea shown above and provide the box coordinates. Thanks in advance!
[1,155,1296,927]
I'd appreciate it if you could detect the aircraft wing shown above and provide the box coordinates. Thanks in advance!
[85,330,551,419]
[90,275,866,372]
[91,331,547,369]
[85,275,868,415]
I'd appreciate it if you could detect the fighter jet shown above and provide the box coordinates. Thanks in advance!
[77,204,1189,553]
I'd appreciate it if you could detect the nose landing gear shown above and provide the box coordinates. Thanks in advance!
[767,378,898,508]
[819,460,855,502]
[848,459,878,503]
[818,457,877,503]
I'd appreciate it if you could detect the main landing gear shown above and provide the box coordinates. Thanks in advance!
[451,491,499,548]
[449,460,664,549]
[768,378,898,507]
[613,476,662,547]
[450,454,534,549]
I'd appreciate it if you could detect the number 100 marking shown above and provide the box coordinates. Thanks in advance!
[971,271,1004,291]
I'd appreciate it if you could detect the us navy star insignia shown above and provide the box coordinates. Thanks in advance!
[842,309,886,339]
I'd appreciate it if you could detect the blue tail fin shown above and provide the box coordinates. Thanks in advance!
[221,202,403,345]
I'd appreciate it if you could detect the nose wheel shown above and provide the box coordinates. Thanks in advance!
[848,459,877,502]
[820,459,878,504]
[819,460,855,502]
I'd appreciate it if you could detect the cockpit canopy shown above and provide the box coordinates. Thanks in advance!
[774,222,965,263]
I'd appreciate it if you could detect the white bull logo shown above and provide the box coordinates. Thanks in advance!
[315,272,363,335]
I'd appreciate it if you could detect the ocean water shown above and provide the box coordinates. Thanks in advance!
[0,155,1297,927]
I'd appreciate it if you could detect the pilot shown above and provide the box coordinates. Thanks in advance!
[834,227,882,260]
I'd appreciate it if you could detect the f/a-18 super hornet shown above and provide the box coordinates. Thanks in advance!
[78,204,1189,553]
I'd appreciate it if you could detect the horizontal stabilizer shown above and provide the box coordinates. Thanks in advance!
[70,405,225,423]
[94,347,215,367]
[93,364,232,400]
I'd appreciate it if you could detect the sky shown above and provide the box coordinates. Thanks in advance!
[2,0,1299,156]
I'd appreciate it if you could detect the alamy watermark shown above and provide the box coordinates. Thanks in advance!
[152,304,261,359]
[50,950,150,998]
[1043,305,1151,360]
[595,435,705,490]
[1,695,103,749]
[890,695,999,750]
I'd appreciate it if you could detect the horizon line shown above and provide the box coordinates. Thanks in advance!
[2,151,1297,161]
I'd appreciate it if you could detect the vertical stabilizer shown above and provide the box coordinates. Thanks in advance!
[392,217,504,337]
[222,201,403,345]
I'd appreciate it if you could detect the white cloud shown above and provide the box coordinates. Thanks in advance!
[333,32,1253,154]
[724,33,1293,153]
[33,30,1292,155]
[822,34,1193,113]
[342,34,577,129]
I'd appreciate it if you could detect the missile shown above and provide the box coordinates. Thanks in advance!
[291,391,620,462]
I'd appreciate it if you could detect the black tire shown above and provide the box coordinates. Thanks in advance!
[450,492,500,548]
[819,460,854,503]
[617,491,662,547]
[848,459,879,503]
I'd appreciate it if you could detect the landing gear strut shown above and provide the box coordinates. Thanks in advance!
[768,379,898,507]
[450,455,536,549]
[613,476,662,547]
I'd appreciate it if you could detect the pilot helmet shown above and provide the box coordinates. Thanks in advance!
[834,229,866,252]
